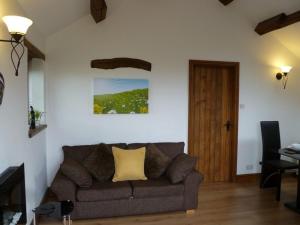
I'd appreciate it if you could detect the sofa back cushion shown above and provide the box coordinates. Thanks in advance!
[154,142,185,160]
[63,143,127,162]
[128,142,184,160]
[166,153,197,184]
[63,144,98,162]
[61,158,93,188]
[145,144,171,179]
[83,144,115,182]
[106,143,128,152]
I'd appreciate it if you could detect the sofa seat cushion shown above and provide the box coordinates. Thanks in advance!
[77,181,132,202]
[131,178,184,199]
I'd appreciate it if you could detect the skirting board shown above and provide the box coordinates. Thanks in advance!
[235,173,260,183]
[236,172,297,183]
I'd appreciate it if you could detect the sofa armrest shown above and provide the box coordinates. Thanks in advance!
[183,170,203,210]
[50,171,77,202]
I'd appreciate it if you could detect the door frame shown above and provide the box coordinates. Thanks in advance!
[188,60,240,182]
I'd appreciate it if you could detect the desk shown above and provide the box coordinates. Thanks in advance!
[279,149,300,213]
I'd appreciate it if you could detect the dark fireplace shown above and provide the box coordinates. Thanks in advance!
[0,164,26,225]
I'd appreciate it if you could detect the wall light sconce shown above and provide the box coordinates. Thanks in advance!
[0,15,33,76]
[276,66,292,89]
[0,73,4,105]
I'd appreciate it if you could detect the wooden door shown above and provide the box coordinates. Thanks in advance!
[188,60,239,182]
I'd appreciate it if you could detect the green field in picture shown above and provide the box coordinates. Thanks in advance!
[93,78,149,114]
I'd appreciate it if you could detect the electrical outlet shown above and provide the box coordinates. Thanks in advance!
[246,164,254,171]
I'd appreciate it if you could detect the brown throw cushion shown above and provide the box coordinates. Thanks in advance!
[83,143,115,182]
[61,158,93,188]
[145,144,171,179]
[166,154,197,184]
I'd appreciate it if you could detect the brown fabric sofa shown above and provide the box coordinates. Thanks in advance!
[50,142,203,219]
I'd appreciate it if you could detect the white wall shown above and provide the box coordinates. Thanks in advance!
[0,0,47,224]
[45,0,300,183]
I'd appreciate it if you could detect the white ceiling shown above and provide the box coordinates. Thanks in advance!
[17,0,89,36]
[17,0,300,58]
[232,0,300,24]
[233,0,300,59]
[272,23,300,59]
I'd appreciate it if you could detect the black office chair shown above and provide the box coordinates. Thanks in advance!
[260,121,298,201]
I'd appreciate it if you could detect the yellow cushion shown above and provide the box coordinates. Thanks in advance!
[112,147,147,182]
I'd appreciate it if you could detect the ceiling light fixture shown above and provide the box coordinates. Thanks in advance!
[276,66,292,89]
[0,15,33,76]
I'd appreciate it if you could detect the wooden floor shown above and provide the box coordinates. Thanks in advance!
[41,178,300,225]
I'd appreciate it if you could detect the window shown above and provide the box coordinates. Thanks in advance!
[28,58,45,125]
[25,39,46,137]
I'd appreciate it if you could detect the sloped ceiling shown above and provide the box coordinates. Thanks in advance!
[272,23,300,59]
[233,0,300,59]
[17,0,300,58]
[17,0,89,36]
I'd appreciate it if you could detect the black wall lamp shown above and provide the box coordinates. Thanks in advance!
[0,15,33,76]
[276,66,292,89]
[0,73,4,105]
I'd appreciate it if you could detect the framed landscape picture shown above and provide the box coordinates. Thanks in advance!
[93,78,149,114]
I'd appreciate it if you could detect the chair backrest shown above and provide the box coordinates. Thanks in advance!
[260,121,281,161]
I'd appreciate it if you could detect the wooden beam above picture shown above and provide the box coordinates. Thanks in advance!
[91,0,107,23]
[91,58,152,71]
[219,0,234,6]
[255,11,300,35]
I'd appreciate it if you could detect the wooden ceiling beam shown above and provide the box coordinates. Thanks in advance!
[219,0,234,6]
[91,58,152,71]
[90,0,107,23]
[255,10,300,35]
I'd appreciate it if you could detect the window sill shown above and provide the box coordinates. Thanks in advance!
[28,124,47,138]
